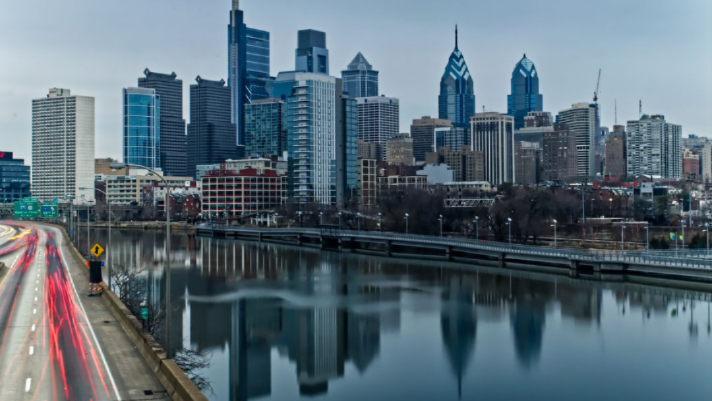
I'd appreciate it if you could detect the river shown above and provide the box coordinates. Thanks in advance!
[79,228,712,401]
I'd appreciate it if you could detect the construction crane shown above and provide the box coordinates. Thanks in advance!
[593,68,602,104]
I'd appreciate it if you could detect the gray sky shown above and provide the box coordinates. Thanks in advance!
[1,0,710,162]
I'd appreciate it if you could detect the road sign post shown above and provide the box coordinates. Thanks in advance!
[91,243,104,259]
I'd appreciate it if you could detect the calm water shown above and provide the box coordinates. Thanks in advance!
[83,228,712,401]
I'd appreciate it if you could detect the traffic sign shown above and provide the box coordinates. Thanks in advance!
[91,243,105,258]
[141,307,149,320]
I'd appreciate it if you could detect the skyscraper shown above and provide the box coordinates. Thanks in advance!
[0,152,30,203]
[386,134,414,166]
[228,1,271,147]
[123,87,160,170]
[410,116,452,162]
[356,96,399,161]
[187,77,238,178]
[471,113,515,185]
[342,53,378,98]
[32,88,95,202]
[507,54,543,130]
[604,125,626,179]
[434,127,469,152]
[295,30,329,74]
[626,114,682,179]
[542,123,577,182]
[244,98,286,158]
[557,103,600,179]
[439,26,475,130]
[138,69,186,177]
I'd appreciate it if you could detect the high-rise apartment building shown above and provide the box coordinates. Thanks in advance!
[702,143,712,182]
[32,88,95,202]
[138,69,187,176]
[434,127,469,152]
[604,125,626,179]
[342,53,378,98]
[683,148,700,181]
[542,123,577,182]
[557,103,599,178]
[228,1,271,147]
[439,27,475,130]
[187,77,238,178]
[0,152,30,203]
[274,72,356,205]
[425,146,484,182]
[626,115,682,179]
[507,55,543,130]
[244,98,286,158]
[295,30,329,74]
[356,96,399,161]
[410,116,452,162]
[386,134,414,166]
[471,113,514,185]
[514,141,541,185]
[123,87,160,170]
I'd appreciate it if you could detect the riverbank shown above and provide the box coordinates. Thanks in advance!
[79,221,195,232]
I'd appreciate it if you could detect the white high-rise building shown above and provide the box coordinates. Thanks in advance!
[356,96,399,161]
[471,112,515,185]
[557,103,599,178]
[701,142,712,182]
[626,115,682,179]
[32,88,95,203]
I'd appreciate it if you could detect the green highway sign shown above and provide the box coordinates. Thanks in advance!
[13,199,39,219]
[40,202,59,218]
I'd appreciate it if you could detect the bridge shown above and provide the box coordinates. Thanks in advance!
[195,223,712,283]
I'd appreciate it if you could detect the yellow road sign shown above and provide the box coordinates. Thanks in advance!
[91,243,105,258]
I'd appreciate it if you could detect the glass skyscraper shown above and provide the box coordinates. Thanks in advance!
[0,152,30,203]
[244,99,286,158]
[342,52,378,98]
[438,27,475,130]
[123,87,160,170]
[295,30,329,74]
[507,54,543,130]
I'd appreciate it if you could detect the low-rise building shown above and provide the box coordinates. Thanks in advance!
[201,168,287,217]
[0,152,31,203]
[357,159,378,206]
[425,146,484,182]
[106,170,193,205]
[386,134,414,166]
[441,181,494,194]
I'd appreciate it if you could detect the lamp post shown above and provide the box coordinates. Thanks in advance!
[681,221,686,250]
[111,162,173,359]
[644,222,649,252]
[552,219,558,248]
[81,195,93,257]
[704,223,709,256]
[609,198,613,217]
[507,217,512,245]
[621,223,625,251]
[357,213,362,231]
[438,215,443,237]
[319,212,323,226]
[274,213,279,227]
[474,216,479,241]
[405,213,409,234]
[377,213,382,232]
[80,187,111,290]
[297,211,302,228]
[338,212,342,230]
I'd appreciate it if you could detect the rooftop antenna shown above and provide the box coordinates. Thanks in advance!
[593,68,601,104]
[639,100,642,118]
[614,98,617,125]
[482,105,485,113]
[455,25,458,48]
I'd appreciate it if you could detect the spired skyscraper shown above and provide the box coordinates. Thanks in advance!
[507,54,543,130]
[438,26,475,130]
[342,52,379,98]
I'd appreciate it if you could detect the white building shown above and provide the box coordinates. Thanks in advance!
[105,170,192,205]
[557,103,599,179]
[32,88,95,203]
[356,96,399,161]
[471,112,515,185]
[626,115,682,179]
[702,142,712,181]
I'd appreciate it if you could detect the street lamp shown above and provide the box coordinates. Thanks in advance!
[405,213,409,234]
[681,221,686,250]
[357,213,362,231]
[704,223,709,256]
[274,213,279,227]
[319,212,323,226]
[297,211,302,228]
[338,212,342,230]
[507,217,512,245]
[111,162,173,359]
[474,216,479,241]
[80,195,94,257]
[80,187,111,290]
[609,198,613,217]
[552,219,558,248]
[438,215,443,237]
[377,213,382,232]
[621,223,625,251]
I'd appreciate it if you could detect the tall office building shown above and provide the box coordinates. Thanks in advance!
[557,103,599,179]
[244,98,286,158]
[604,125,626,179]
[228,1,271,147]
[439,27,475,130]
[626,115,682,179]
[542,123,577,182]
[471,113,515,185]
[123,87,160,170]
[507,54,543,130]
[434,127,469,152]
[410,116,452,162]
[514,141,541,185]
[701,143,712,182]
[138,69,186,176]
[32,88,95,203]
[274,72,356,205]
[425,146,484,182]
[342,53,378,98]
[386,134,414,166]
[187,77,238,178]
[356,96,399,161]
[0,152,31,203]
[295,30,329,74]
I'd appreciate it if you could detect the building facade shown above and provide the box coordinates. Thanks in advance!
[702,143,712,182]
[106,171,192,205]
[542,123,577,182]
[626,115,682,179]
[514,141,541,185]
[342,53,378,98]
[295,30,329,74]
[357,158,377,206]
[507,55,543,130]
[425,146,484,183]
[411,116,452,162]
[438,27,475,130]
[471,113,515,185]
[32,88,95,203]
[386,134,414,166]
[187,77,238,178]
[138,69,187,176]
[683,149,700,181]
[357,139,379,160]
[0,152,30,203]
[356,96,399,161]
[434,127,469,152]
[201,168,286,217]
[557,103,599,179]
[604,126,626,180]
[244,98,286,157]
[123,87,160,170]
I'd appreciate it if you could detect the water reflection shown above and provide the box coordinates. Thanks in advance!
[89,229,712,401]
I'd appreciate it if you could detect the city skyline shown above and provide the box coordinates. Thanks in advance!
[1,0,710,162]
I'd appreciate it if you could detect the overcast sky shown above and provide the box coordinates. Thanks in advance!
[0,0,710,162]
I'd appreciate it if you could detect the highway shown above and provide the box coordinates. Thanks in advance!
[0,222,170,401]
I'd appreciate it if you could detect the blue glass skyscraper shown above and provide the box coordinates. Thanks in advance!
[438,26,475,130]
[507,54,543,130]
[123,87,160,170]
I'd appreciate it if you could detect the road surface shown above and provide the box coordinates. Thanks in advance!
[0,223,170,400]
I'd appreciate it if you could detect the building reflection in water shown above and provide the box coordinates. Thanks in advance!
[92,230,711,401]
